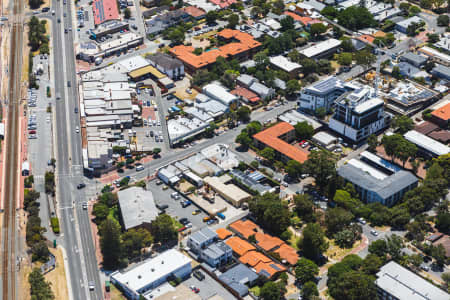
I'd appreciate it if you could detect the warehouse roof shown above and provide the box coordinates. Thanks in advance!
[299,39,342,58]
[269,55,302,73]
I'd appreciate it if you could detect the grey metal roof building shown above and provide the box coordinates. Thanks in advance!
[400,52,428,67]
[337,158,418,207]
[431,64,450,80]
[230,169,276,195]
[376,261,449,300]
[117,187,158,230]
[219,264,259,297]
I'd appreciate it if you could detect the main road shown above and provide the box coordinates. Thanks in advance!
[51,0,102,298]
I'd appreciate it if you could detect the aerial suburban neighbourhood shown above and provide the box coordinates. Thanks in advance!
[0,0,450,298]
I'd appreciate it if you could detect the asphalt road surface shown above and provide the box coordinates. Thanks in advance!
[51,0,102,298]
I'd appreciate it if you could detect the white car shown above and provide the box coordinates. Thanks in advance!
[370,230,378,236]
[281,182,288,187]
[75,126,79,133]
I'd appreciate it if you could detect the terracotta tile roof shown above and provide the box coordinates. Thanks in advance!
[182,6,206,18]
[284,11,303,22]
[415,121,439,135]
[239,250,272,267]
[230,87,260,103]
[254,232,284,252]
[225,236,256,256]
[275,244,299,265]
[429,130,450,144]
[209,0,236,8]
[229,220,259,239]
[432,102,450,121]
[253,122,308,163]
[358,34,375,44]
[170,29,261,69]
[216,228,232,240]
[252,260,286,278]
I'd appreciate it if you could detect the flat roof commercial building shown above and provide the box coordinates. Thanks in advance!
[110,249,192,300]
[278,109,322,131]
[299,39,342,59]
[92,0,119,25]
[253,122,308,163]
[404,130,450,157]
[337,157,418,207]
[117,187,159,230]
[375,261,449,300]
[269,55,302,77]
[204,176,252,207]
[298,76,349,112]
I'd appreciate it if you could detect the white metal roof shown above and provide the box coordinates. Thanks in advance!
[111,249,192,292]
[404,130,450,156]
[299,39,342,58]
[269,55,302,72]
[354,97,383,114]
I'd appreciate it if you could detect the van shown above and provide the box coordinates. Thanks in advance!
[136,165,144,171]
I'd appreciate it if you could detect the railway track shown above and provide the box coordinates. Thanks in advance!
[2,0,24,298]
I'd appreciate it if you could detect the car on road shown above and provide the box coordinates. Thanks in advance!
[88,282,95,291]
[181,200,191,208]
[67,81,71,87]
[370,230,378,236]
[179,218,190,225]
[421,265,430,272]
[156,180,163,185]
[82,202,88,210]
[77,183,86,189]
[75,126,79,133]
[136,165,144,171]
[193,270,205,281]
[192,209,201,215]
[74,107,78,113]
[65,28,68,33]
[162,185,168,190]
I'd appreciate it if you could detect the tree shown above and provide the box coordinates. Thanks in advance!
[361,253,383,275]
[235,131,252,149]
[399,2,411,12]
[303,150,336,191]
[441,272,450,292]
[302,281,319,300]
[333,189,360,212]
[295,122,314,140]
[299,223,328,261]
[220,69,239,89]
[246,121,262,136]
[288,49,301,63]
[301,58,318,75]
[369,239,388,257]
[437,15,449,27]
[260,147,275,162]
[295,258,319,284]
[153,147,161,156]
[325,207,354,235]
[328,270,377,300]
[122,228,153,259]
[280,16,295,31]
[436,213,450,234]
[334,229,360,248]
[337,52,352,66]
[260,281,282,300]
[236,106,251,123]
[151,214,177,244]
[315,107,327,119]
[318,59,334,74]
[29,268,55,300]
[310,23,327,39]
[341,39,355,52]
[100,218,123,269]
[386,234,404,261]
[427,33,440,43]
[286,160,303,180]
[420,0,432,9]
[432,244,446,267]
[321,6,338,19]
[92,202,109,223]
[409,5,421,15]
[204,122,217,138]
[337,6,377,30]
[206,10,218,24]
[408,254,423,269]
[354,50,376,70]
[249,193,290,235]
[124,8,131,19]
[286,79,301,96]
[227,13,239,29]
[392,66,401,79]
[392,116,414,135]
[367,134,378,152]
[294,194,315,223]
[167,28,185,45]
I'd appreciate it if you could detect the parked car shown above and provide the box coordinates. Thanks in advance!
[370,230,378,236]
[193,270,205,281]
[77,183,86,189]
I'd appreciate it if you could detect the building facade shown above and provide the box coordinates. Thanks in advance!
[329,87,391,143]
[298,76,348,112]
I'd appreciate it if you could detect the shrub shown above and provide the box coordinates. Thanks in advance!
[50,217,60,234]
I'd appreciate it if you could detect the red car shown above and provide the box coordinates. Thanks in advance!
[299,140,306,146]
[177,226,186,232]
[28,130,36,134]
